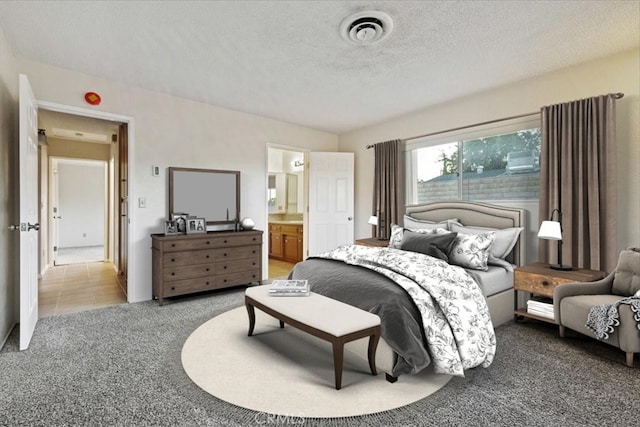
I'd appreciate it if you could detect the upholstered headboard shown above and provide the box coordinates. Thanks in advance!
[405,201,526,266]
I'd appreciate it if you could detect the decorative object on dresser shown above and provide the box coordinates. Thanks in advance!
[355,237,389,247]
[537,209,572,271]
[151,230,262,305]
[240,217,255,230]
[514,262,606,323]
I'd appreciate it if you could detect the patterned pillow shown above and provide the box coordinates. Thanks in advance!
[450,223,523,260]
[449,232,496,271]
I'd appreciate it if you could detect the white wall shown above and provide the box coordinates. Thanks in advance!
[15,58,338,303]
[339,49,640,264]
[57,161,105,248]
[0,25,18,347]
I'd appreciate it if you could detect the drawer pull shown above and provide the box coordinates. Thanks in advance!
[171,258,175,262]
[171,244,176,247]
[224,279,227,283]
[206,281,210,285]
[252,262,256,266]
[223,253,227,257]
[206,241,210,245]
[252,250,256,254]
[206,255,210,258]
[206,268,210,272]
[171,272,175,276]
[542,281,550,286]
[171,286,175,291]
[223,266,227,270]
[224,240,228,243]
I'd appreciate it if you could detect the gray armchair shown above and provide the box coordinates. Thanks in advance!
[554,248,640,367]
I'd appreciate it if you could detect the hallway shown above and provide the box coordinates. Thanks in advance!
[39,262,126,317]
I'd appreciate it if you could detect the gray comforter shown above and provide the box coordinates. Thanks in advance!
[289,245,496,377]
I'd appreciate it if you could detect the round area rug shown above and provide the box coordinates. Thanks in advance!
[182,307,451,418]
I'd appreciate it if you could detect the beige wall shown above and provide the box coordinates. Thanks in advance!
[13,58,338,303]
[339,49,640,260]
[0,26,18,347]
[47,137,111,161]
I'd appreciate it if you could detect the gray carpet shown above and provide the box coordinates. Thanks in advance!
[1,287,637,427]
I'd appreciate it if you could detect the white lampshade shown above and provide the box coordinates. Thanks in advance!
[368,215,378,226]
[537,220,562,240]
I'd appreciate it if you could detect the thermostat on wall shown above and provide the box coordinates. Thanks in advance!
[152,166,160,177]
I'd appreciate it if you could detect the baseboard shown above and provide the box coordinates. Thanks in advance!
[0,322,16,351]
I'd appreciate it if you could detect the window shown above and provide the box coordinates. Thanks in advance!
[405,118,541,204]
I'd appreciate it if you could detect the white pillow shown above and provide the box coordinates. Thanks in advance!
[403,215,457,231]
[450,223,523,260]
[449,232,496,271]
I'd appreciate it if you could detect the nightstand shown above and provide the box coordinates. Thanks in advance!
[355,237,389,248]
[514,262,606,324]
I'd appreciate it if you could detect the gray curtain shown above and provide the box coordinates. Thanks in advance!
[372,139,404,239]
[538,94,618,272]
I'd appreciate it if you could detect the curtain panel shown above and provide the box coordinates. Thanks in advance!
[372,139,404,239]
[538,94,617,272]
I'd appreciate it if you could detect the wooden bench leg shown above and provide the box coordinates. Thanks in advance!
[332,340,344,390]
[279,320,285,328]
[367,330,380,376]
[245,302,256,336]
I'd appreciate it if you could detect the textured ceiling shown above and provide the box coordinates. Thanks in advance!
[1,1,638,134]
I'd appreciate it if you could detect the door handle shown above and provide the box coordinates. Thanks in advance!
[8,223,40,231]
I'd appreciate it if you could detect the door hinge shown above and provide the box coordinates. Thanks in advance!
[53,246,58,252]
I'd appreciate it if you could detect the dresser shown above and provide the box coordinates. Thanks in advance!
[151,230,262,305]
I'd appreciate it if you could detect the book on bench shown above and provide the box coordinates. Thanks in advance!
[269,279,310,297]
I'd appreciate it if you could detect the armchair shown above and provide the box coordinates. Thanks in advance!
[554,248,640,367]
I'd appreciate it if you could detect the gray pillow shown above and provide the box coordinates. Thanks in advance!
[388,224,448,249]
[400,230,458,262]
[611,248,640,296]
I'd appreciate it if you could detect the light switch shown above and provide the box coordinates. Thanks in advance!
[138,197,146,208]
[152,165,160,176]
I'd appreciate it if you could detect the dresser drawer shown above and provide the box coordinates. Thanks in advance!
[163,249,215,266]
[215,269,261,288]
[161,238,218,252]
[163,277,216,297]
[216,258,260,275]
[514,271,573,297]
[214,245,260,261]
[214,234,262,247]
[163,263,215,282]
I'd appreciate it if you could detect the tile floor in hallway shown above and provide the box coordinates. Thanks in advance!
[39,262,127,318]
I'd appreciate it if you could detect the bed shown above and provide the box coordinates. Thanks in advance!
[288,201,526,381]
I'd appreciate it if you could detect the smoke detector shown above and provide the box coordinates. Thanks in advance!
[340,11,393,45]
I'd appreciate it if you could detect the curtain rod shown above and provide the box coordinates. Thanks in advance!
[366,92,624,148]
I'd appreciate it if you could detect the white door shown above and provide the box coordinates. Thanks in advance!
[18,74,40,350]
[308,152,354,256]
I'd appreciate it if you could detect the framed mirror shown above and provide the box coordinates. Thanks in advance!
[169,167,240,225]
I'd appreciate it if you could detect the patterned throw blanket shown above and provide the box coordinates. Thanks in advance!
[586,292,640,340]
[314,245,496,377]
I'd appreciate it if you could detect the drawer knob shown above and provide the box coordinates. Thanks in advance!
[224,279,227,283]
[206,268,210,272]
[223,266,227,270]
[252,262,256,266]
[206,281,210,285]
[252,250,256,254]
[542,281,550,286]
[171,286,175,290]
[171,272,175,276]
[206,255,210,258]
[223,253,227,257]
[206,241,210,245]
[171,244,175,247]
[171,258,175,262]
[224,240,228,243]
